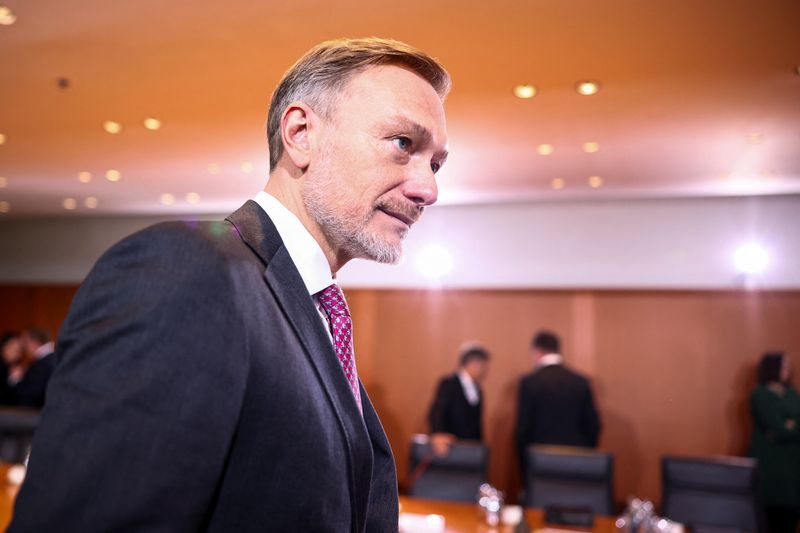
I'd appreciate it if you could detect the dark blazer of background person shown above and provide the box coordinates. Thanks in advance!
[516,364,601,462]
[428,374,483,440]
[8,202,397,532]
[14,348,56,408]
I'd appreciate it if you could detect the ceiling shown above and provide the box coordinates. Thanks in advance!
[0,0,799,217]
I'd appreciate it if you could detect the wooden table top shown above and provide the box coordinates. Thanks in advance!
[400,496,617,533]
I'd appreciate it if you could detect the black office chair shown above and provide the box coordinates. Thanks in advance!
[523,444,614,521]
[0,407,40,464]
[662,455,763,533]
[406,434,488,503]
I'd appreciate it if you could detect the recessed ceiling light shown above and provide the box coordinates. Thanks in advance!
[0,201,8,213]
[159,193,175,206]
[105,169,121,182]
[588,175,604,188]
[747,133,763,145]
[0,177,6,188]
[575,81,600,96]
[103,121,122,134]
[207,164,220,174]
[537,144,555,156]
[513,85,537,99]
[582,142,600,153]
[0,6,16,26]
[84,197,98,209]
[241,162,254,173]
[551,178,566,190]
[0,133,6,145]
[78,171,92,183]
[186,192,201,204]
[143,117,162,130]
[62,198,78,210]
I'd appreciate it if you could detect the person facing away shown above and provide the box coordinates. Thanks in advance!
[748,351,800,533]
[515,330,601,469]
[10,327,57,408]
[9,37,450,533]
[0,331,24,405]
[427,344,490,455]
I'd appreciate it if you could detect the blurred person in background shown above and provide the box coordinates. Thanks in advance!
[12,327,56,408]
[749,351,800,533]
[0,331,24,405]
[427,343,490,456]
[516,330,601,473]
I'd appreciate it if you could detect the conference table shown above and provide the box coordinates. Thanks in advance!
[0,463,616,532]
[399,496,617,533]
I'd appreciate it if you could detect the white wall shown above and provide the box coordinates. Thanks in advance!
[1,195,798,288]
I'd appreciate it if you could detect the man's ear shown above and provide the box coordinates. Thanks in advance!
[280,102,315,172]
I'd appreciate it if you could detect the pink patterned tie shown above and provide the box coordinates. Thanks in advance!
[317,284,362,412]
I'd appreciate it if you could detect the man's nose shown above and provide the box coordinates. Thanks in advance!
[403,161,438,207]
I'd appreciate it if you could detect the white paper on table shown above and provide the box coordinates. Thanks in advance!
[399,512,446,532]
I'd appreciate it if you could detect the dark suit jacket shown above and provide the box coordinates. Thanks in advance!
[427,373,482,441]
[9,201,398,533]
[516,364,601,466]
[14,351,56,408]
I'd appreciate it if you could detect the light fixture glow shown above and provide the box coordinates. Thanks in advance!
[415,244,453,280]
[207,164,220,174]
[513,85,537,99]
[747,133,763,145]
[588,175,604,188]
[551,178,566,190]
[62,198,78,210]
[103,121,122,134]
[0,201,8,213]
[159,193,175,206]
[582,142,600,153]
[105,169,121,182]
[733,243,769,274]
[78,171,92,183]
[84,197,98,209]
[0,177,6,188]
[537,144,554,156]
[0,133,6,145]
[186,192,201,204]
[241,161,254,173]
[575,81,600,96]
[0,6,16,25]
[143,117,162,130]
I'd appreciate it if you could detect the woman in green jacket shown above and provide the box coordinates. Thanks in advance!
[749,351,800,533]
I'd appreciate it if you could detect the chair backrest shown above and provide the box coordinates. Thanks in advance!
[524,444,614,515]
[0,407,40,464]
[407,434,488,503]
[662,455,762,533]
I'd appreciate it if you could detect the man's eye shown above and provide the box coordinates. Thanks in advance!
[431,162,441,174]
[393,137,411,151]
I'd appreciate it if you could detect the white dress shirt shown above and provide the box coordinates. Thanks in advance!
[537,353,564,367]
[251,192,336,337]
[457,368,480,406]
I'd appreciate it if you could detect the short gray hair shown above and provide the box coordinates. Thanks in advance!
[267,37,451,171]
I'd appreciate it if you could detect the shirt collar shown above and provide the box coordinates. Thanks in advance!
[538,353,564,367]
[252,191,333,296]
[35,341,54,359]
[458,368,476,389]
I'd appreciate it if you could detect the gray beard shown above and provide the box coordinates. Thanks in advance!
[302,181,403,265]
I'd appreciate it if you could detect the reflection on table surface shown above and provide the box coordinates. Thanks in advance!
[399,495,616,533]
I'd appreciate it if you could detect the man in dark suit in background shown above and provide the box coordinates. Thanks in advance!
[10,38,450,532]
[427,344,490,455]
[13,327,56,408]
[516,331,601,470]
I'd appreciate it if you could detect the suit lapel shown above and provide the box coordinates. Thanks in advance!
[227,201,374,530]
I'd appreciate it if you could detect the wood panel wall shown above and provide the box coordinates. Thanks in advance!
[2,285,799,506]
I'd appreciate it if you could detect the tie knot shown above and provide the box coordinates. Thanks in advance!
[317,284,350,317]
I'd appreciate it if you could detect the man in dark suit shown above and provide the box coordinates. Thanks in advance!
[427,344,490,455]
[13,327,56,408]
[516,331,601,470]
[10,38,451,532]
